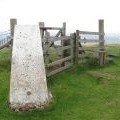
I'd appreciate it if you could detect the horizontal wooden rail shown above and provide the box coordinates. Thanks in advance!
[47,63,73,77]
[40,27,62,30]
[59,45,73,51]
[79,31,105,35]
[78,54,99,59]
[42,36,71,42]
[78,48,106,53]
[79,46,105,50]
[50,36,71,41]
[80,39,105,43]
[43,45,73,54]
[46,56,72,67]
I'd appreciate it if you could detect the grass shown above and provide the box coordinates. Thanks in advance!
[1,47,120,120]
[106,44,120,56]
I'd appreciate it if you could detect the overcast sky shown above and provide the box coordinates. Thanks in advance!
[0,0,120,34]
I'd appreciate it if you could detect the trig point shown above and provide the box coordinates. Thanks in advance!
[9,25,52,111]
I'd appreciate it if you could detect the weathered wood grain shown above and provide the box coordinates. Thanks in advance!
[47,64,72,77]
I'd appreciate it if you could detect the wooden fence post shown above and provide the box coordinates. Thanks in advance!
[61,22,66,36]
[10,18,17,46]
[99,19,105,66]
[44,31,50,65]
[75,30,79,64]
[61,22,67,58]
[10,18,17,37]
[39,22,45,39]
[61,22,67,66]
[70,33,75,64]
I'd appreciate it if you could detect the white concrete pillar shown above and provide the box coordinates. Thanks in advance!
[9,25,52,111]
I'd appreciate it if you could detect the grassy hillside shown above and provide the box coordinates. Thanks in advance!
[0,47,120,120]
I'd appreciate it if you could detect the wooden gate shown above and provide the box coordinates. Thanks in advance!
[9,19,106,77]
[39,22,74,77]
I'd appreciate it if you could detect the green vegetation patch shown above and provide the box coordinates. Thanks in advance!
[1,46,120,120]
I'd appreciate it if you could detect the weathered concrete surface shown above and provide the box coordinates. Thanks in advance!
[9,25,52,111]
